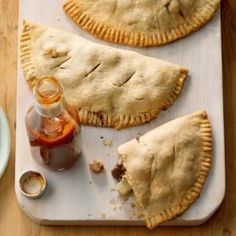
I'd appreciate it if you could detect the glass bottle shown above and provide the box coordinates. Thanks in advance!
[25,77,81,171]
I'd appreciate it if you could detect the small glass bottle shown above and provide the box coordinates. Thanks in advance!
[25,77,81,171]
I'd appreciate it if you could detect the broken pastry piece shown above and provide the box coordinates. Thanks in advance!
[116,176,132,200]
[89,160,104,173]
[20,21,188,129]
[63,0,220,47]
[114,111,212,229]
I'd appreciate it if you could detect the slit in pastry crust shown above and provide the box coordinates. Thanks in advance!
[20,21,188,129]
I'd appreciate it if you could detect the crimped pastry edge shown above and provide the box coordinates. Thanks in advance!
[20,20,188,129]
[119,111,212,228]
[20,21,37,87]
[77,71,187,129]
[63,0,220,47]
[146,111,212,229]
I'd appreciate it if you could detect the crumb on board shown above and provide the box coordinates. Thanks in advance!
[110,188,115,192]
[102,139,113,147]
[89,160,104,173]
[89,181,92,184]
[135,212,143,219]
[107,153,111,157]
[110,198,117,210]
[130,202,136,208]
[56,17,60,22]
[109,198,116,204]
[109,198,123,211]
[101,213,106,219]
[87,213,92,217]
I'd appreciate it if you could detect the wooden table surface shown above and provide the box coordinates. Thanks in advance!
[0,0,235,235]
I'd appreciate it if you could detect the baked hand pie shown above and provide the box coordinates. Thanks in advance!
[63,0,220,47]
[20,21,188,129]
[114,111,212,228]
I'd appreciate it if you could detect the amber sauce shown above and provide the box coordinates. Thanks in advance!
[25,77,81,170]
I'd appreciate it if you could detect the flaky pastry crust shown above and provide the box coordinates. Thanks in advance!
[20,21,188,129]
[63,0,220,47]
[118,111,212,228]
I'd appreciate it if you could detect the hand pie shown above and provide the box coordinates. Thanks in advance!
[63,0,220,47]
[116,111,212,228]
[20,21,188,129]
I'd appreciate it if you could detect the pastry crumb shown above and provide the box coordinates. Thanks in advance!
[135,212,143,219]
[88,181,92,184]
[87,213,92,217]
[109,198,119,211]
[56,17,60,22]
[107,153,111,157]
[89,160,104,173]
[109,198,116,204]
[101,213,106,219]
[103,139,113,147]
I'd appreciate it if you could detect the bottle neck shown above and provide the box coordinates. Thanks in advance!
[33,77,65,118]
[35,99,64,118]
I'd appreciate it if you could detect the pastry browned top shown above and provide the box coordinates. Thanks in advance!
[117,111,212,228]
[20,21,188,129]
[63,0,220,47]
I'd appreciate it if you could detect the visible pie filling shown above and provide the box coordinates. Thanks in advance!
[111,162,126,181]
[111,162,132,199]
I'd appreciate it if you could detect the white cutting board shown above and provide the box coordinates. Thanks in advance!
[16,0,225,226]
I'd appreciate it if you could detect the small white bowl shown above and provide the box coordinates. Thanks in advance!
[0,107,10,178]
[19,171,47,199]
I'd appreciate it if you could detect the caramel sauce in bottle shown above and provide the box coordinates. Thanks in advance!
[25,77,81,171]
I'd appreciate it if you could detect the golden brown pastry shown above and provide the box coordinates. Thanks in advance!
[63,0,220,47]
[20,21,188,129]
[116,111,212,228]
[89,160,104,173]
